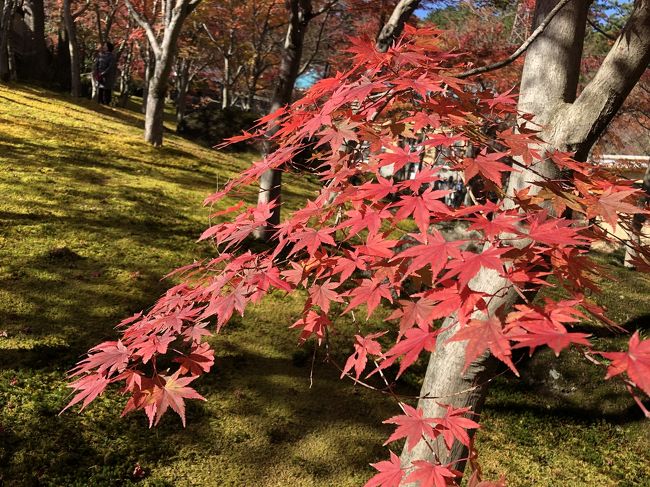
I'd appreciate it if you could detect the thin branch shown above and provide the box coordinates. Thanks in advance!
[123,0,161,56]
[298,9,330,76]
[457,0,574,79]
[310,0,339,19]
[587,17,618,41]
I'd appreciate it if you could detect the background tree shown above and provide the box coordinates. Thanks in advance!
[0,0,18,81]
[124,0,203,146]
[62,0,91,97]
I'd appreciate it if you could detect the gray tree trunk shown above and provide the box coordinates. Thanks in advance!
[0,0,16,82]
[401,0,650,479]
[253,0,314,241]
[21,0,48,80]
[125,0,201,146]
[221,54,231,109]
[118,43,134,107]
[62,0,82,97]
[141,45,154,113]
[624,161,650,268]
[175,57,191,127]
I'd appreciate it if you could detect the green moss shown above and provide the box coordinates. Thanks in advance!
[0,84,649,486]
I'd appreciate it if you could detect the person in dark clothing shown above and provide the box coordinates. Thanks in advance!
[94,42,117,105]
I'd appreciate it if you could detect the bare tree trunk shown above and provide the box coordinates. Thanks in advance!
[0,0,16,82]
[21,0,48,80]
[221,54,230,109]
[118,44,133,107]
[401,0,650,479]
[141,45,154,113]
[175,57,190,127]
[144,74,166,146]
[125,0,200,146]
[254,0,314,241]
[624,161,650,268]
[62,0,82,97]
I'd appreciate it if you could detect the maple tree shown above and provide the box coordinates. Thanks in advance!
[65,3,650,486]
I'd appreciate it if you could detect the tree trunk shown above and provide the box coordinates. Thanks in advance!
[253,0,313,241]
[144,80,165,146]
[0,0,16,82]
[624,161,650,268]
[21,0,48,80]
[141,45,154,114]
[401,0,650,479]
[125,0,199,146]
[62,0,81,97]
[222,54,231,109]
[175,58,190,127]
[118,45,133,108]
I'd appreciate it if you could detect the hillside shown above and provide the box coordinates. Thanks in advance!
[0,85,649,486]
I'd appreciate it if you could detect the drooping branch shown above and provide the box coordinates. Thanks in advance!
[456,0,574,79]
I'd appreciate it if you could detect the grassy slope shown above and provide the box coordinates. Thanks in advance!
[0,85,648,486]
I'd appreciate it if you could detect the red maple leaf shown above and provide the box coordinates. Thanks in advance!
[173,343,215,376]
[364,451,404,487]
[341,332,385,379]
[600,332,650,396]
[383,403,438,451]
[149,372,206,427]
[393,189,451,234]
[433,404,480,449]
[395,231,463,279]
[73,340,130,377]
[467,212,522,241]
[461,151,512,187]
[290,310,331,344]
[62,373,111,413]
[403,460,460,487]
[288,227,336,257]
[344,278,394,319]
[357,232,399,259]
[526,212,589,246]
[308,279,343,313]
[379,327,439,378]
[587,187,646,229]
[388,297,437,334]
[132,334,176,364]
[443,246,507,290]
[448,315,517,374]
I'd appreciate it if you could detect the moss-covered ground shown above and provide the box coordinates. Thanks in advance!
[0,85,648,486]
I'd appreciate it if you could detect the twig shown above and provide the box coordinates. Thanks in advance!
[456,0,574,79]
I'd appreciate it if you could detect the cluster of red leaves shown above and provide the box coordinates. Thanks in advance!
[66,26,650,485]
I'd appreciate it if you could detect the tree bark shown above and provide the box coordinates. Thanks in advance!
[118,42,134,107]
[222,53,231,109]
[141,44,154,113]
[0,0,16,82]
[125,0,201,146]
[375,0,421,53]
[624,161,650,268]
[62,0,82,97]
[401,0,650,478]
[21,0,48,80]
[175,57,191,127]
[253,0,314,241]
